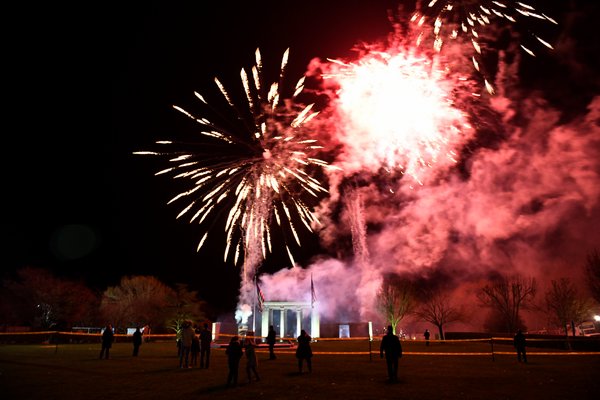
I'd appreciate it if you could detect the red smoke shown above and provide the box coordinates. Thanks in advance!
[244,7,600,332]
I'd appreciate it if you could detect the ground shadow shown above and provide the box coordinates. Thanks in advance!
[193,383,231,395]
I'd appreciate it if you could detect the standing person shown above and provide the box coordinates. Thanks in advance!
[295,329,313,373]
[99,324,114,359]
[514,329,528,363]
[199,323,212,369]
[179,321,195,368]
[380,325,403,382]
[132,327,143,356]
[191,327,200,366]
[244,337,260,383]
[266,325,277,360]
[225,336,243,387]
[424,329,431,346]
[143,325,151,343]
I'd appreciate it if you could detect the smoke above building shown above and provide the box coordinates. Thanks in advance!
[244,6,600,331]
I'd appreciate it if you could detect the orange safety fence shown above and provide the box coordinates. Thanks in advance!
[1,331,599,357]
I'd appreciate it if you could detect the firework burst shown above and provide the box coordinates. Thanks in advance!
[320,46,475,186]
[134,48,334,275]
[407,0,557,93]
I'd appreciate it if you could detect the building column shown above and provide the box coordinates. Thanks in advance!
[261,306,269,340]
[296,308,302,338]
[310,305,320,338]
[279,309,285,338]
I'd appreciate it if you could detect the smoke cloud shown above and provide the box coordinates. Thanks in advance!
[238,6,600,331]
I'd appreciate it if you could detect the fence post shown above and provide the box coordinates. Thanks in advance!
[490,337,495,361]
[368,321,373,362]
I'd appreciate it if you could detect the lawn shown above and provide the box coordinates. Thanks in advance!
[1,339,599,399]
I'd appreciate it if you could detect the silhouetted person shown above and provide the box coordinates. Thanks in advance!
[199,323,212,368]
[226,336,243,387]
[424,329,431,346]
[99,324,114,359]
[132,327,143,356]
[514,329,527,363]
[380,325,402,382]
[244,337,260,383]
[266,325,277,360]
[296,329,313,373]
[191,328,200,366]
[179,321,195,368]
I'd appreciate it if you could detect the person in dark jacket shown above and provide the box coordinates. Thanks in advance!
[191,328,200,366]
[514,329,527,363]
[225,336,243,387]
[380,325,402,381]
[99,324,114,359]
[266,325,277,360]
[132,327,143,356]
[199,323,212,368]
[179,321,195,368]
[295,329,313,373]
[424,329,431,346]
[244,337,260,383]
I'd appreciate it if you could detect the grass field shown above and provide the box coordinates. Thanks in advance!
[1,339,599,399]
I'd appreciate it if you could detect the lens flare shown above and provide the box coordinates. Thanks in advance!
[135,48,334,274]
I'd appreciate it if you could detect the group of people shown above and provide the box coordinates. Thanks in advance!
[100,322,528,384]
[98,321,416,384]
[380,325,528,382]
[178,321,213,369]
[224,335,259,386]
[99,324,146,359]
[224,328,314,386]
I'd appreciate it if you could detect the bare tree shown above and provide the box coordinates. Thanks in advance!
[477,273,537,333]
[100,275,176,331]
[166,283,207,337]
[585,249,600,305]
[414,289,464,340]
[545,278,595,336]
[100,276,207,335]
[376,276,416,334]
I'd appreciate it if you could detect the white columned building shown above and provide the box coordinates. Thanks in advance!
[260,301,320,339]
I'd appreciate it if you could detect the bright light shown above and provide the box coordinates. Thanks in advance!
[324,50,473,185]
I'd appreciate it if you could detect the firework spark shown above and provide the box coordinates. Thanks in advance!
[407,0,557,93]
[134,48,333,275]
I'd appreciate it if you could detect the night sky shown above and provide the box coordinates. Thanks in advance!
[3,1,599,319]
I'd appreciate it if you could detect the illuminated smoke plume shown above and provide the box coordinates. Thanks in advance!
[257,7,600,330]
[260,92,600,329]
[235,303,253,325]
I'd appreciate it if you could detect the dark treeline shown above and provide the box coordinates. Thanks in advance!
[0,267,209,334]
